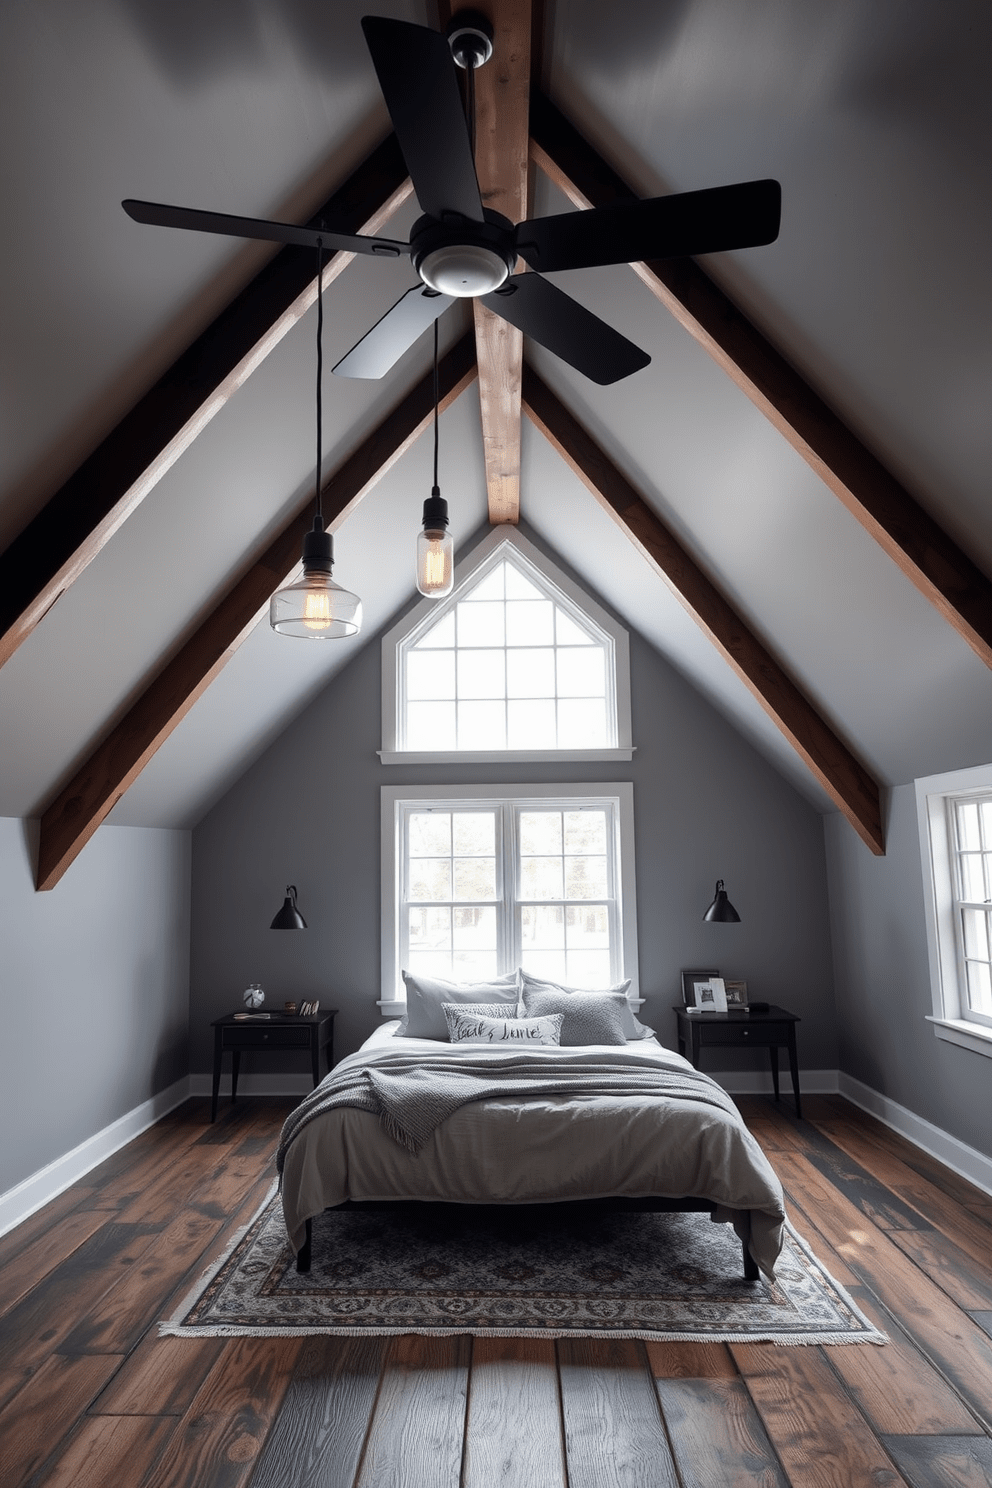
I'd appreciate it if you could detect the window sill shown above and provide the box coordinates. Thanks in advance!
[927,1015,992,1058]
[379,748,635,766]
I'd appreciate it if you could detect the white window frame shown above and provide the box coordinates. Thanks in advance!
[380,783,639,1014]
[380,525,633,764]
[916,762,992,1058]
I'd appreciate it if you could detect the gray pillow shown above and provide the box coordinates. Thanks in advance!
[521,987,629,1046]
[519,971,652,1040]
[444,1005,563,1046]
[400,972,520,1041]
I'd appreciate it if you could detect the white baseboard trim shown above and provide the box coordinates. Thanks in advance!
[838,1073,992,1199]
[0,1076,191,1240]
[189,1073,313,1098]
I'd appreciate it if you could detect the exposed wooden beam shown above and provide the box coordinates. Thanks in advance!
[0,137,413,673]
[522,363,885,855]
[448,0,531,525]
[35,335,479,891]
[529,91,992,670]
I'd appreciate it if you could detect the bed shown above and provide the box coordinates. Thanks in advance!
[276,1019,787,1280]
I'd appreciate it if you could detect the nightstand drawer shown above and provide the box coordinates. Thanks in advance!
[224,1026,312,1049]
[696,1023,785,1047]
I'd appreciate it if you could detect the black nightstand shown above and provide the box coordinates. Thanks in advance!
[210,1009,337,1122]
[672,1004,802,1119]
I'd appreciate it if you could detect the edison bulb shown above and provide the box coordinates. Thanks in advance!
[417,528,454,597]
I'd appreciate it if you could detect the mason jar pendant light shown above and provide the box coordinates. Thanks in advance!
[271,240,362,638]
[415,321,454,598]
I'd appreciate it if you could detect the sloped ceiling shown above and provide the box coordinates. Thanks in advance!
[1,0,990,850]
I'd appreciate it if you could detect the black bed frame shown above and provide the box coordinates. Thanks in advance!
[295,1196,761,1281]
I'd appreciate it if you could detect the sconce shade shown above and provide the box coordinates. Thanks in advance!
[271,884,307,930]
[703,879,740,923]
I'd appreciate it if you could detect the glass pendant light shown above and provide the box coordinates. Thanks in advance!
[416,322,454,598]
[271,240,362,638]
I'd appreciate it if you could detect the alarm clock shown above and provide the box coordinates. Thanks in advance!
[243,983,265,1010]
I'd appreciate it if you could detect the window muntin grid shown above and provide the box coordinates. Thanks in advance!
[952,795,992,1025]
[401,558,613,753]
[398,799,622,987]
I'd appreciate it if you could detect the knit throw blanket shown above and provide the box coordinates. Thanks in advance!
[276,1045,741,1169]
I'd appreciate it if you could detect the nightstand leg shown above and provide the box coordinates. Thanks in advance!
[769,1046,780,1103]
[787,1030,802,1119]
[211,1030,222,1123]
[231,1050,241,1104]
[311,1034,320,1089]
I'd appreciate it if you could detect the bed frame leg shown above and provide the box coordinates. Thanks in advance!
[296,1218,312,1274]
[742,1234,760,1281]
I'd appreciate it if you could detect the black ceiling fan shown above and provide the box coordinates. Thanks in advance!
[124,12,781,387]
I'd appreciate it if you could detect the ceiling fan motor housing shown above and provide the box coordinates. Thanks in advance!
[446,10,494,69]
[411,210,515,297]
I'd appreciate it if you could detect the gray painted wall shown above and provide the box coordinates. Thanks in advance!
[191,546,837,1078]
[0,817,191,1194]
[825,787,992,1161]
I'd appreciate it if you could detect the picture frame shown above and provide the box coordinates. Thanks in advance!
[724,978,749,1008]
[681,968,719,1008]
[692,977,728,1013]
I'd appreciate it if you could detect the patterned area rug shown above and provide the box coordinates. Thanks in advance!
[163,1184,885,1344]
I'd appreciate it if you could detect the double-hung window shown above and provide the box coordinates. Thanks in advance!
[916,764,992,1056]
[380,785,638,1010]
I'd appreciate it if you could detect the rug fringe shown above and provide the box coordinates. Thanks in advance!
[158,1322,885,1344]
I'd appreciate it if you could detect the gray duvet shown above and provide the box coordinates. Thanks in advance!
[279,1023,787,1277]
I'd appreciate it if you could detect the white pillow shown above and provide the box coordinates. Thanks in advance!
[400,971,520,1040]
[518,971,651,1040]
[443,1005,563,1046]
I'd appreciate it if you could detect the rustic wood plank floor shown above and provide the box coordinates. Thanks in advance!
[2,1093,991,1487]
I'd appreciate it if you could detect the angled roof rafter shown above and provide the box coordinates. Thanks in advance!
[0,135,414,672]
[34,334,479,892]
[529,90,992,671]
[522,362,885,855]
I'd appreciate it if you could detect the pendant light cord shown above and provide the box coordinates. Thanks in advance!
[432,318,440,494]
[315,239,324,527]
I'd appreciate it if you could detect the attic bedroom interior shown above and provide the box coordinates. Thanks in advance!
[2,0,992,1483]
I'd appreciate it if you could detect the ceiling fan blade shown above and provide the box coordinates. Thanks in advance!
[515,180,782,273]
[332,285,454,380]
[481,274,650,385]
[361,17,484,224]
[122,199,409,259]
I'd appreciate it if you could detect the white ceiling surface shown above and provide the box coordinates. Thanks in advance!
[2,0,991,841]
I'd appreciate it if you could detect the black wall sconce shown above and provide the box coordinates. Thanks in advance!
[270,885,307,930]
[703,879,740,923]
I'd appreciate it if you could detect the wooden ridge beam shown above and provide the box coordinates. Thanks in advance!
[0,136,413,672]
[35,334,479,891]
[522,362,885,855]
[529,90,992,670]
[441,0,531,525]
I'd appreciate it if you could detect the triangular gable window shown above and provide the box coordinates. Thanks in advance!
[381,528,632,761]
